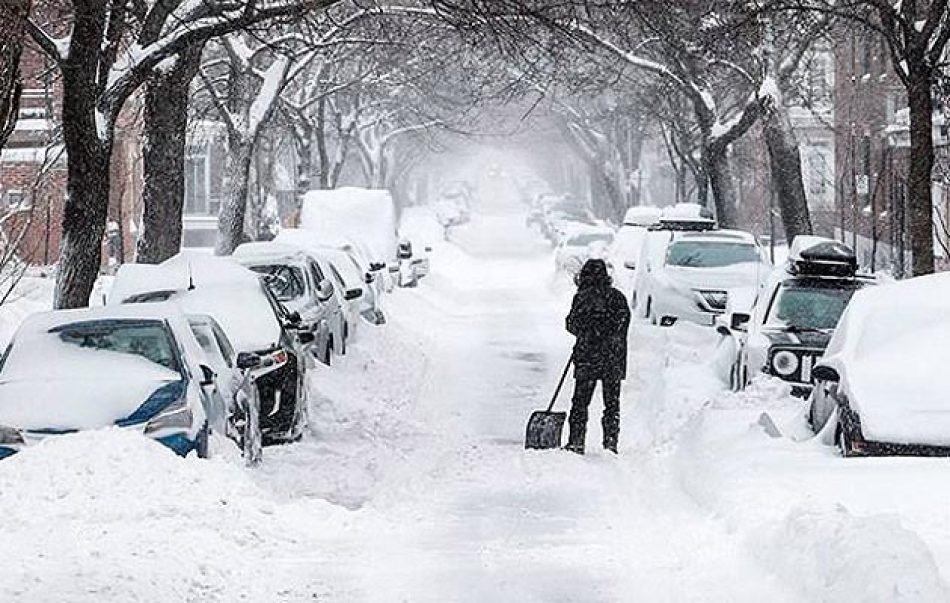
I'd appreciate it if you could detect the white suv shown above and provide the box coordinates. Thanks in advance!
[637,229,770,326]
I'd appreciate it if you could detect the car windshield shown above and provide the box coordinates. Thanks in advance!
[50,320,179,371]
[569,233,612,247]
[248,264,306,302]
[766,285,861,330]
[666,241,760,268]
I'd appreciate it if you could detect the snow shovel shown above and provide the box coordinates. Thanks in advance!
[525,356,572,450]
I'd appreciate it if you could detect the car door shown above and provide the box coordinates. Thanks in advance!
[305,259,335,353]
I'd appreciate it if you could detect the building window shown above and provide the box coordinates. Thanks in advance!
[184,154,209,215]
[4,190,30,211]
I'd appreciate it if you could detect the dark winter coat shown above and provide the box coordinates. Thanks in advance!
[566,259,631,382]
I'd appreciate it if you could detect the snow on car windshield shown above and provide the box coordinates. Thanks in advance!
[766,285,860,330]
[247,264,307,302]
[568,233,612,247]
[666,241,759,268]
[51,320,180,372]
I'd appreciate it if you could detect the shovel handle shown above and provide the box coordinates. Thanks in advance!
[546,355,573,413]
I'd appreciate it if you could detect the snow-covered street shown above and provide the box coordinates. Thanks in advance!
[1,198,949,602]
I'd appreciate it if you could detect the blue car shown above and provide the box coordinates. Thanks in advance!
[0,303,218,459]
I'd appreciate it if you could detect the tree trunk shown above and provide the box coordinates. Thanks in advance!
[703,145,740,227]
[762,106,813,241]
[56,101,112,309]
[215,140,253,255]
[907,74,935,276]
[137,50,202,264]
[315,96,330,189]
[0,0,29,152]
[55,2,112,309]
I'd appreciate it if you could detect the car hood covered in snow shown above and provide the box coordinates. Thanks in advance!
[662,262,765,291]
[820,272,950,446]
[0,353,182,431]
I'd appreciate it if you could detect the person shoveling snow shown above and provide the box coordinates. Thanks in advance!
[564,259,631,454]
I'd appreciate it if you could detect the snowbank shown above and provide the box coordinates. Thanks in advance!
[752,505,949,601]
[300,187,397,265]
[0,276,53,347]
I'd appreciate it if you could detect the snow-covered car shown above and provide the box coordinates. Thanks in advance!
[638,229,770,326]
[807,272,950,456]
[554,229,615,276]
[234,242,343,362]
[274,229,387,325]
[187,314,263,463]
[395,239,430,287]
[717,237,873,395]
[434,181,474,226]
[308,247,369,341]
[109,254,311,445]
[0,304,215,460]
[610,207,661,297]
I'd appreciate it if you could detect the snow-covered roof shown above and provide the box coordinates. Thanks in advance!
[300,187,397,263]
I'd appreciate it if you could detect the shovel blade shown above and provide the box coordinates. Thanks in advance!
[525,410,567,450]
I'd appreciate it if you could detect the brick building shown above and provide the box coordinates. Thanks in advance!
[0,40,143,268]
[832,26,950,275]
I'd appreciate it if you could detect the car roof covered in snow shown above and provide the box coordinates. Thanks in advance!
[108,254,283,352]
[300,187,397,264]
[16,302,191,334]
[233,241,313,265]
[623,206,662,227]
[672,229,757,245]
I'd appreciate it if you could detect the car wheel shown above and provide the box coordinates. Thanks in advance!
[195,422,210,459]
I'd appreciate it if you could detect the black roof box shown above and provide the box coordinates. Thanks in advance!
[788,236,857,277]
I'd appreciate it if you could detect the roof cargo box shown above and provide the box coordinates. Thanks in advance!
[788,236,857,277]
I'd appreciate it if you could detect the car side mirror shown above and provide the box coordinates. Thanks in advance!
[199,364,216,387]
[424,246,432,253]
[235,352,261,370]
[297,330,315,345]
[316,279,334,302]
[370,262,385,271]
[388,263,400,273]
[344,287,362,301]
[716,325,731,337]
[731,312,751,332]
[286,310,302,326]
[364,272,375,284]
[813,365,840,383]
[623,260,636,270]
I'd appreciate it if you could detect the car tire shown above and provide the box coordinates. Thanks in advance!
[195,422,210,459]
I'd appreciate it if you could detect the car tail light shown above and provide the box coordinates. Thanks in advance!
[272,350,288,367]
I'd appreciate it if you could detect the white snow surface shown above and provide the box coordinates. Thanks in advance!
[2,188,950,601]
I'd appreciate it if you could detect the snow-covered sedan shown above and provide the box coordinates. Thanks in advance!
[0,304,214,460]
[717,237,873,395]
[638,229,770,326]
[808,272,950,456]
[234,242,343,362]
[554,228,615,276]
[109,254,312,445]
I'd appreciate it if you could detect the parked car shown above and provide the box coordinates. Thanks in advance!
[636,229,770,326]
[234,242,344,362]
[808,272,950,456]
[0,304,216,459]
[610,208,661,301]
[554,228,615,276]
[434,181,474,226]
[109,254,311,445]
[308,247,373,338]
[187,313,263,463]
[274,229,387,325]
[717,237,874,395]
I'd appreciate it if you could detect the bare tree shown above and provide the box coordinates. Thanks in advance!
[27,0,338,308]
[0,0,30,152]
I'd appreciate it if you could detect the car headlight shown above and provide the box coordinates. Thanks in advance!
[772,351,799,376]
[0,425,23,445]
